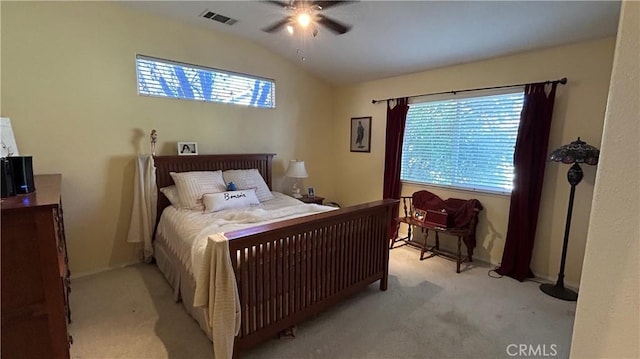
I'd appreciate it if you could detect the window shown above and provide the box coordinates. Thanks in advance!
[401,90,525,193]
[136,55,275,109]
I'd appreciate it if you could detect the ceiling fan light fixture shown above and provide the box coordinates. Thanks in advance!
[262,1,352,36]
[297,12,311,27]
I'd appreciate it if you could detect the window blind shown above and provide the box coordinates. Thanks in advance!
[401,90,524,193]
[136,55,275,109]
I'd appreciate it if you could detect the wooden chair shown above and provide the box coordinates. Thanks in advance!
[391,190,483,273]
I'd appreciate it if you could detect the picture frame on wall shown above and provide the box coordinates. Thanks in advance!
[350,116,371,153]
[177,142,198,156]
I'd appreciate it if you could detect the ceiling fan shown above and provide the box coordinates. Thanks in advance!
[262,1,353,37]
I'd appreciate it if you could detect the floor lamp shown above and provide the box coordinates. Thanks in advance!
[541,137,600,301]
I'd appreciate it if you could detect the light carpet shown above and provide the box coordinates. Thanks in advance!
[69,245,576,358]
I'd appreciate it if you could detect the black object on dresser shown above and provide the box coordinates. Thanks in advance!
[300,194,324,205]
[1,157,16,197]
[1,174,72,358]
[8,155,36,194]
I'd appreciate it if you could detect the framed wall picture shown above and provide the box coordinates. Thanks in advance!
[350,116,371,153]
[177,142,198,156]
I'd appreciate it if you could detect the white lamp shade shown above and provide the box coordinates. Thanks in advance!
[285,160,308,178]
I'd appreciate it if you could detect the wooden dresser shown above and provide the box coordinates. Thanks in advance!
[1,174,72,358]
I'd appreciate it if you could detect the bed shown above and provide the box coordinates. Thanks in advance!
[152,153,398,358]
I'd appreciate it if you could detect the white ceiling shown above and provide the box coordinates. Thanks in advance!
[124,1,620,85]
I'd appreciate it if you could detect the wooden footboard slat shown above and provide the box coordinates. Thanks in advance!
[348,218,356,287]
[314,229,320,303]
[286,237,293,318]
[357,217,364,282]
[248,246,256,333]
[309,231,315,305]
[239,248,251,335]
[260,244,267,329]
[344,221,351,290]
[302,232,308,309]
[296,234,302,314]
[262,244,268,328]
[362,217,369,279]
[336,223,348,291]
[315,230,320,303]
[323,227,328,300]
[275,240,282,322]
[270,241,277,325]
[291,236,297,317]
[327,228,331,297]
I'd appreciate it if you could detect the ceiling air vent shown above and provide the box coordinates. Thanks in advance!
[200,10,238,25]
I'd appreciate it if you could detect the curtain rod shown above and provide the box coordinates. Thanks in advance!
[371,77,567,104]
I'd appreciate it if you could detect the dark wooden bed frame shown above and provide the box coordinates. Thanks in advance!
[153,154,397,357]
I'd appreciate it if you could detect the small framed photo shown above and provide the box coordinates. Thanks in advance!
[307,187,315,198]
[413,208,426,222]
[350,116,371,153]
[178,142,198,156]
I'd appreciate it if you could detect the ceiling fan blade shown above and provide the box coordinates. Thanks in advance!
[264,0,291,9]
[316,14,351,34]
[262,17,291,33]
[313,1,352,10]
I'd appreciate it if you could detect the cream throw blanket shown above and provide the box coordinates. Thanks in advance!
[126,155,157,262]
[193,233,241,359]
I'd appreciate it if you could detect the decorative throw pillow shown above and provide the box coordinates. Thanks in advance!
[222,169,274,202]
[202,189,260,213]
[159,185,181,208]
[170,171,227,210]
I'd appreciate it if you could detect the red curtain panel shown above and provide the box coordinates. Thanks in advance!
[496,82,559,281]
[383,97,409,238]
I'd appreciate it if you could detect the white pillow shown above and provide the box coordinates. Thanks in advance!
[222,169,274,202]
[159,185,181,208]
[203,189,260,213]
[170,171,227,210]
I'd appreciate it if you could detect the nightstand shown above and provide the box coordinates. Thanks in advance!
[299,195,324,205]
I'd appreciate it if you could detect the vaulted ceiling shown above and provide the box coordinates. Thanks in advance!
[124,1,621,85]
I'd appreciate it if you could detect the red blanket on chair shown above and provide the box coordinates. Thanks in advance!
[411,190,483,248]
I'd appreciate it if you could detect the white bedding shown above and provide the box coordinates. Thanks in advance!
[156,191,336,281]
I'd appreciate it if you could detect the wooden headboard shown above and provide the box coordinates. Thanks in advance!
[152,153,275,233]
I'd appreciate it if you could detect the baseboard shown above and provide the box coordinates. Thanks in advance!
[70,260,143,279]
[394,230,580,291]
[530,272,579,292]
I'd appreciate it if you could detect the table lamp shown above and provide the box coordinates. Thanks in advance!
[541,137,599,301]
[285,160,308,198]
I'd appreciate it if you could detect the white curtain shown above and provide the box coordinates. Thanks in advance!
[127,155,157,262]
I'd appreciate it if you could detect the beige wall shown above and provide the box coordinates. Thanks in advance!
[331,38,616,285]
[571,2,639,357]
[1,2,335,275]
